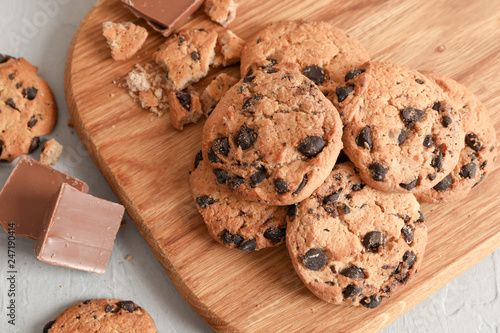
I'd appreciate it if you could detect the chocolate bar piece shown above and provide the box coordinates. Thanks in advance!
[35,183,125,274]
[0,156,89,239]
[121,0,205,37]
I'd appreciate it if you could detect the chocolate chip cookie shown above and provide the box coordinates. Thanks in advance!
[43,299,157,332]
[341,62,465,193]
[286,162,427,308]
[414,71,496,203]
[190,151,288,251]
[201,63,343,205]
[239,20,370,108]
[0,56,57,162]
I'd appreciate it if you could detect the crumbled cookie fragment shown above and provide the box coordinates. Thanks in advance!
[213,30,245,67]
[40,139,63,165]
[168,91,203,130]
[200,73,238,117]
[204,0,238,27]
[153,29,218,91]
[102,21,148,61]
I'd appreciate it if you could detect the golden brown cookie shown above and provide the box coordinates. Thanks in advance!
[204,0,238,27]
[167,91,203,130]
[102,21,148,61]
[43,299,157,332]
[0,56,57,162]
[213,30,245,67]
[414,71,497,203]
[201,64,343,205]
[286,163,427,308]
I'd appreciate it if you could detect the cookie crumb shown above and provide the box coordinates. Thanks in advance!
[168,91,203,130]
[213,29,245,67]
[40,139,63,165]
[102,22,148,61]
[204,0,238,27]
[200,73,238,117]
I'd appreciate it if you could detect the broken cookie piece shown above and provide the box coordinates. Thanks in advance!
[213,29,245,67]
[153,29,218,91]
[40,138,63,165]
[204,0,238,27]
[168,91,203,130]
[200,73,238,117]
[102,21,148,61]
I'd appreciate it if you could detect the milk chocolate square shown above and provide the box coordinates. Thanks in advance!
[0,156,89,239]
[35,183,125,274]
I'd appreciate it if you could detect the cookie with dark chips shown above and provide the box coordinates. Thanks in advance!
[286,162,427,308]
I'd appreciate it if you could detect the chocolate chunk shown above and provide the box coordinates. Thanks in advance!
[428,173,436,181]
[27,115,38,128]
[351,183,365,192]
[341,204,350,214]
[293,174,308,195]
[459,162,477,179]
[28,137,40,153]
[416,211,425,223]
[83,300,91,304]
[0,54,13,64]
[8,73,15,80]
[403,251,417,269]
[340,266,366,279]
[266,68,277,74]
[22,86,38,100]
[399,178,417,190]
[256,38,261,44]
[345,69,363,81]
[303,65,325,84]
[369,163,388,181]
[325,281,334,286]
[465,133,483,152]
[323,189,342,205]
[176,91,193,111]
[194,150,203,169]
[433,174,452,191]
[480,160,487,170]
[360,295,382,309]
[302,248,327,271]
[105,304,114,313]
[220,230,233,244]
[431,150,443,172]
[242,95,263,113]
[274,178,290,194]
[298,136,326,158]
[243,75,255,83]
[207,148,223,164]
[342,284,362,299]
[5,98,18,110]
[239,239,257,252]
[415,78,424,84]
[398,129,407,144]
[213,137,230,156]
[401,225,414,244]
[117,301,136,312]
[432,102,441,111]
[400,107,424,128]
[232,234,244,246]
[263,58,277,68]
[336,85,354,103]
[234,124,257,150]
[441,116,452,127]
[264,227,286,244]
[196,195,216,209]
[356,126,372,150]
[363,231,385,252]
[214,168,230,185]
[423,135,434,148]
[190,51,199,61]
[43,320,55,333]
[230,176,245,189]
[250,165,267,187]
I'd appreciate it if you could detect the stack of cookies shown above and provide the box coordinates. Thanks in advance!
[189,20,496,309]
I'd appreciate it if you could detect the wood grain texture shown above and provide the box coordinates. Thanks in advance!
[65,0,500,331]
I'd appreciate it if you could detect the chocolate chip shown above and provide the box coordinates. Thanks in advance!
[345,69,363,81]
[5,98,18,110]
[432,102,441,111]
[441,116,452,127]
[256,38,261,44]
[28,137,40,153]
[83,300,91,304]
[360,295,382,309]
[302,248,327,271]
[428,173,436,181]
[194,150,203,169]
[176,91,191,110]
[242,95,263,114]
[287,203,298,217]
[351,183,365,192]
[43,320,55,333]
[369,163,388,181]
[27,115,38,128]
[8,73,15,80]
[250,165,267,187]
[356,126,372,150]
[213,137,230,156]
[325,281,334,286]
[22,86,38,100]
[264,227,286,244]
[266,68,277,74]
[403,251,417,269]
[233,234,244,246]
[220,230,233,244]
[416,78,424,84]
[117,301,136,312]
[297,136,325,158]
[423,135,434,148]
[401,225,414,244]
[399,178,417,190]
[230,176,245,189]
[340,266,366,279]
[190,51,199,61]
[105,304,114,313]
[336,85,354,103]
[274,178,290,194]
[465,133,483,152]
[480,160,487,170]
[239,239,257,251]
[234,124,257,150]
[0,54,13,64]
[400,107,425,128]
[303,65,325,84]
[341,204,351,214]
[398,129,407,144]
[433,174,452,191]
[342,284,362,299]
[323,189,342,205]
[214,169,230,185]
[196,196,216,209]
[431,150,443,172]
[459,162,477,179]
[243,75,255,83]
[207,148,223,164]
[264,58,277,68]
[416,211,425,223]
[363,231,385,252]
[293,174,308,195]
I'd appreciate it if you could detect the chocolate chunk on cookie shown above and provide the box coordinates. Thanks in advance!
[189,152,287,251]
[167,91,203,130]
[201,64,343,205]
[0,57,57,162]
[341,62,464,193]
[286,163,427,308]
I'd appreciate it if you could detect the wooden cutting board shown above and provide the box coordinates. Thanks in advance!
[65,0,500,331]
